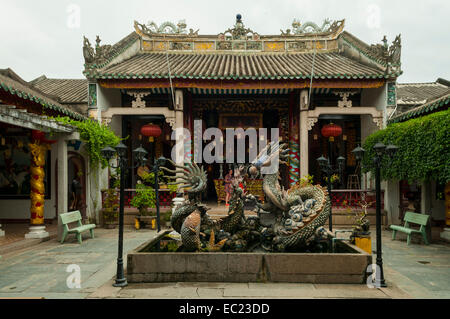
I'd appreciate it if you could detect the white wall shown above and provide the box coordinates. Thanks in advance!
[98,86,121,111]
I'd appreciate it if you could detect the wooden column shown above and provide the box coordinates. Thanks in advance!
[288,92,300,186]
[56,137,68,241]
[299,89,310,178]
[25,140,51,239]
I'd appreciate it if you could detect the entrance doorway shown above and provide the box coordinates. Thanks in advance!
[68,152,86,218]
[309,115,361,189]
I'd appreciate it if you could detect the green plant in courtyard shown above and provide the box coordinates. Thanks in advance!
[130,182,156,215]
[362,109,450,183]
[53,116,121,168]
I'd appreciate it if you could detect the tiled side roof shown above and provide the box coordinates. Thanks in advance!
[340,31,387,67]
[85,32,140,70]
[397,81,450,105]
[30,76,88,104]
[86,51,389,81]
[389,92,450,124]
[0,69,86,120]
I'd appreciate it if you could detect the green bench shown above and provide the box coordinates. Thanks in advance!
[60,211,96,244]
[390,211,429,245]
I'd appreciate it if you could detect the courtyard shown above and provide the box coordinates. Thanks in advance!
[0,227,448,299]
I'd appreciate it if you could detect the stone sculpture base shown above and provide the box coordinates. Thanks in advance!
[127,230,371,284]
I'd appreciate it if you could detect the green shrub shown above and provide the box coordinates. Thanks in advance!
[362,109,450,183]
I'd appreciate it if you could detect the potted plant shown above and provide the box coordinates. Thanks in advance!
[324,174,340,189]
[349,200,374,254]
[102,188,119,228]
[130,181,157,229]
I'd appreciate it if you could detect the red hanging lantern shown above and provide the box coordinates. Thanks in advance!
[140,124,162,142]
[321,123,342,142]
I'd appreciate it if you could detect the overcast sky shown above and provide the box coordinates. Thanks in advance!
[1,0,449,83]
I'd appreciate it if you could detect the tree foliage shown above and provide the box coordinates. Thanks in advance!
[362,109,450,183]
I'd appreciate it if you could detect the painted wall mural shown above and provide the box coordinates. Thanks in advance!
[0,133,51,199]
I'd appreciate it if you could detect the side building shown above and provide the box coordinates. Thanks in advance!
[384,79,450,237]
[0,68,96,240]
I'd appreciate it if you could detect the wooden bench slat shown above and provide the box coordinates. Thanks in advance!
[60,211,82,225]
[403,211,429,225]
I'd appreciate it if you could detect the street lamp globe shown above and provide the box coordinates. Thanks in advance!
[156,156,167,167]
[100,146,116,161]
[133,146,148,164]
[373,142,386,156]
[115,142,128,158]
[351,145,365,161]
[316,155,328,169]
[386,144,399,158]
[337,156,346,168]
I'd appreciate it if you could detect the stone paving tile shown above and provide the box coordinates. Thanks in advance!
[0,228,155,298]
[117,287,200,299]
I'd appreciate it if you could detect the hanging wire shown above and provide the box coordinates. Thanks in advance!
[308,34,318,107]
[166,43,176,109]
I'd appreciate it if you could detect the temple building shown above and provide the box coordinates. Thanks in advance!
[83,15,401,211]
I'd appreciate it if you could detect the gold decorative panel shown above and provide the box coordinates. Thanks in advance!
[153,41,168,51]
[142,40,153,51]
[194,42,215,51]
[264,41,285,52]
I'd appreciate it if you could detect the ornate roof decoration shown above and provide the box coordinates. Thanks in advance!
[281,19,345,36]
[368,35,402,73]
[83,32,140,70]
[83,36,112,66]
[218,14,260,41]
[134,20,199,37]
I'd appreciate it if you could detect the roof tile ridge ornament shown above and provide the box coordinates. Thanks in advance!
[134,19,198,37]
[281,18,345,36]
[369,34,402,74]
[83,35,113,66]
[218,14,260,41]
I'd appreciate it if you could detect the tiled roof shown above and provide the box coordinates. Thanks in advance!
[30,76,88,104]
[87,51,389,81]
[0,69,86,120]
[397,81,450,105]
[389,91,450,124]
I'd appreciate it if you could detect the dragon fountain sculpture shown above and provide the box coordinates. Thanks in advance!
[163,140,330,252]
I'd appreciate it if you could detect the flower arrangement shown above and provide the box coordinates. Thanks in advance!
[324,174,340,184]
[299,174,314,187]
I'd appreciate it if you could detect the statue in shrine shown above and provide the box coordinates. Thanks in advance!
[163,140,330,252]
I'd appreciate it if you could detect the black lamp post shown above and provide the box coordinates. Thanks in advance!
[101,143,148,287]
[352,142,398,287]
[317,155,345,232]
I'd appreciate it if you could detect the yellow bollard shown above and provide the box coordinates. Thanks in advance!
[135,218,140,230]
